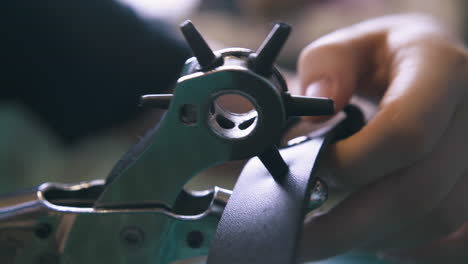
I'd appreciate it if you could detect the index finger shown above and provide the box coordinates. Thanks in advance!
[298,15,466,188]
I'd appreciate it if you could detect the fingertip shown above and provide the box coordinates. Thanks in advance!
[298,46,358,115]
[304,113,335,123]
[297,35,375,122]
[305,79,333,98]
[302,79,334,122]
[302,78,352,122]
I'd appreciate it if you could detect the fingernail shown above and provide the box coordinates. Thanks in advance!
[305,79,332,98]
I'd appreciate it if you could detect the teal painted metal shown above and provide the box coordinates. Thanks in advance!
[0,47,294,263]
[0,22,351,264]
[96,54,287,209]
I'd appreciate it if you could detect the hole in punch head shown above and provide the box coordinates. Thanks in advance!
[209,93,258,139]
[215,114,235,129]
[180,104,197,125]
[239,117,256,130]
[214,94,255,114]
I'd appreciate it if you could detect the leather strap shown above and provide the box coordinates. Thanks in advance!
[207,105,364,264]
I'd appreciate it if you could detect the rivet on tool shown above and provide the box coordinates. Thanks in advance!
[34,223,52,240]
[186,230,204,249]
[120,226,145,249]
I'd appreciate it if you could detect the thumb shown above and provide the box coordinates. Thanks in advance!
[297,22,386,121]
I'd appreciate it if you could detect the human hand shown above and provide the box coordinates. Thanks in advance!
[296,14,468,263]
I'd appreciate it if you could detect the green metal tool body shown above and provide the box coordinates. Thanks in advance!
[95,48,287,209]
[0,21,359,264]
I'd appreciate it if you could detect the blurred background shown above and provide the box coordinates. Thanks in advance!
[1,1,467,264]
[0,0,466,197]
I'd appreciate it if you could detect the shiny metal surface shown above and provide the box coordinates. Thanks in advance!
[0,180,232,263]
[0,175,331,264]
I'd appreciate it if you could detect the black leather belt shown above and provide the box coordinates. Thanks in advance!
[207,105,364,264]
